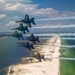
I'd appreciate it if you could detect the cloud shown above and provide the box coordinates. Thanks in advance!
[32,8,58,17]
[60,11,75,17]
[33,9,75,18]
[0,2,5,10]
[0,14,6,19]
[6,21,16,26]
[0,0,33,12]
[13,16,21,19]
[0,0,32,3]
[0,0,75,18]
[4,2,38,13]
[1,1,59,17]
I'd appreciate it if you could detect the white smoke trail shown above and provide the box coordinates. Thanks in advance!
[60,57,75,60]
[49,57,75,61]
[32,24,75,29]
[41,37,75,40]
[61,38,75,40]
[36,16,75,21]
[36,44,75,48]
[60,45,75,48]
[25,33,75,36]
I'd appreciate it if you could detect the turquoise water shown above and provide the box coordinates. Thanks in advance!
[60,39,75,75]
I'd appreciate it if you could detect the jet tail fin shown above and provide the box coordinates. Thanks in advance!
[12,28,15,30]
[35,36,40,42]
[25,26,30,32]
[31,18,36,25]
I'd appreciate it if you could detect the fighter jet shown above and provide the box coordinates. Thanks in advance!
[16,14,36,27]
[12,31,24,40]
[3,31,24,40]
[26,34,40,44]
[17,41,34,50]
[12,22,29,34]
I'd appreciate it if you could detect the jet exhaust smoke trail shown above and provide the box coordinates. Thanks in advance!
[36,16,75,21]
[25,33,75,36]
[41,38,75,40]
[32,24,75,29]
[48,57,75,61]
[36,44,75,48]
[60,45,75,48]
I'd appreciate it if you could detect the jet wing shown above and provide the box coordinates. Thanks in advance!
[24,26,29,32]
[21,30,26,34]
[26,23,31,27]
[16,21,20,23]
[12,28,19,30]
[16,20,24,23]
[15,37,21,40]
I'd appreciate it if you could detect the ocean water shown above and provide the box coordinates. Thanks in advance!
[60,39,75,75]
[0,36,30,75]
[0,27,75,75]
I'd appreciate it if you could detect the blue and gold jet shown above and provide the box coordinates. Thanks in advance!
[26,34,40,44]
[17,40,34,50]
[12,22,29,34]
[3,31,24,40]
[16,14,36,27]
[12,31,24,40]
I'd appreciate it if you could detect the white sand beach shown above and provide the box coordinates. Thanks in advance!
[7,35,61,75]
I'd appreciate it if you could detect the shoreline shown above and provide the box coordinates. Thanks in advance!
[7,35,61,75]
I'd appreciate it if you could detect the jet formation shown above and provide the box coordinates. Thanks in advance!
[17,34,40,50]
[11,14,40,50]
[12,14,36,34]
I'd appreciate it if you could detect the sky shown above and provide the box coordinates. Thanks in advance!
[0,0,75,32]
